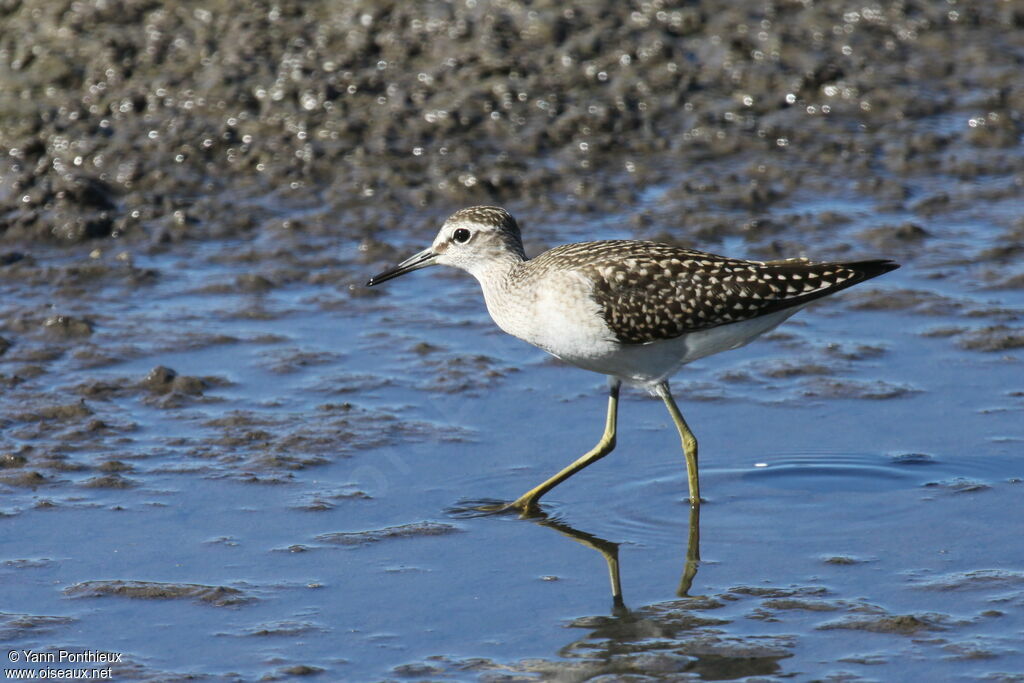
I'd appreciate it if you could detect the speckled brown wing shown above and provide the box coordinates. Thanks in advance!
[541,241,898,345]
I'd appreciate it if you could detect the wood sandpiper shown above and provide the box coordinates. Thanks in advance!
[367,206,899,515]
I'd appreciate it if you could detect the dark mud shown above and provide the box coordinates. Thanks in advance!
[64,579,253,606]
[2,0,1024,681]
[0,612,75,641]
[2,1,1023,244]
[316,520,461,547]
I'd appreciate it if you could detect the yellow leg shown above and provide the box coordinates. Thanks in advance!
[656,382,701,505]
[508,378,621,516]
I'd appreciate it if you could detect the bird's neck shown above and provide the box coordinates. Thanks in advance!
[466,250,525,292]
[469,253,531,340]
[466,251,528,335]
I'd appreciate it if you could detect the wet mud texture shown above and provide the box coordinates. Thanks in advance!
[63,579,253,607]
[1,1,1022,243]
[389,578,1008,680]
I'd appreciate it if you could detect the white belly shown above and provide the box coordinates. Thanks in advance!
[590,306,805,386]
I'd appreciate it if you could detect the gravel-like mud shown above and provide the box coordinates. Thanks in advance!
[3,1,1023,243]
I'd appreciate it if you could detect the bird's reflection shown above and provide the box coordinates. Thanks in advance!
[532,504,701,611]
[677,503,700,599]
[448,502,790,678]
[450,501,701,610]
[528,512,628,611]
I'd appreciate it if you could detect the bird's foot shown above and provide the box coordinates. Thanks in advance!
[504,499,544,518]
[446,497,544,519]
[501,492,547,518]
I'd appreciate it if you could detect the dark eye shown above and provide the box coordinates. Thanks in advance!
[453,228,471,243]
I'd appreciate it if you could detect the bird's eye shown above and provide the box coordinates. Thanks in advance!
[453,228,471,243]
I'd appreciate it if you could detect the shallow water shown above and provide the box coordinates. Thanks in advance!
[2,178,1023,681]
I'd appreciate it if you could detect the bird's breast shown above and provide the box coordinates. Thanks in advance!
[481,270,617,364]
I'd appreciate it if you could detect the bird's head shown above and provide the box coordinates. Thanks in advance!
[366,206,525,286]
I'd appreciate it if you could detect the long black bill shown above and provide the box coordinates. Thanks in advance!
[366,248,437,286]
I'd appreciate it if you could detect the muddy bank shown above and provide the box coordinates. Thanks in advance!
[1,1,1023,245]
